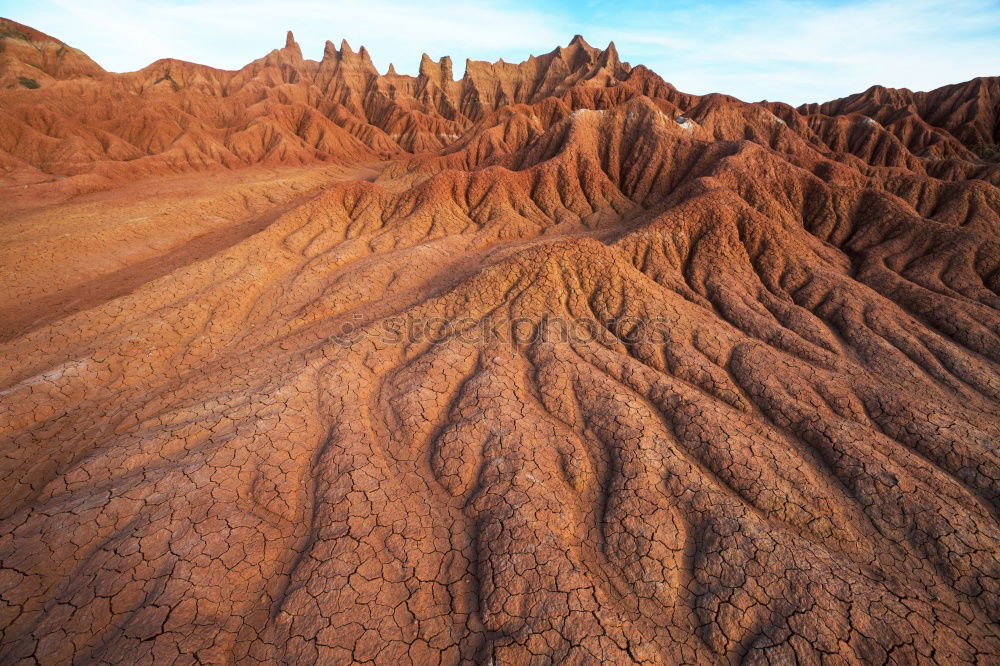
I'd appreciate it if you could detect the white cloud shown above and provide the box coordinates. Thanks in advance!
[1,0,997,104]
[598,0,1000,103]
[4,0,567,75]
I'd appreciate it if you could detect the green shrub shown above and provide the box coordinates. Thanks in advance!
[0,29,31,42]
[17,76,40,89]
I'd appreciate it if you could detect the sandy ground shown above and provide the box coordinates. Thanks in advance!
[0,162,381,340]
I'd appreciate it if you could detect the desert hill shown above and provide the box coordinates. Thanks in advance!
[1,18,999,664]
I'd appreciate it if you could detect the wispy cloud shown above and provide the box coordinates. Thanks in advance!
[583,0,1000,103]
[1,0,997,104]
[2,0,567,73]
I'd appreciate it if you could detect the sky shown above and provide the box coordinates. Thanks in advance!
[1,0,998,105]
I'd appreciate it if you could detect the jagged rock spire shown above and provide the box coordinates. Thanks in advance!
[419,53,453,83]
[282,30,303,61]
[598,41,621,68]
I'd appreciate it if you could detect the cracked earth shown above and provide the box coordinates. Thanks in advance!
[1,23,1000,666]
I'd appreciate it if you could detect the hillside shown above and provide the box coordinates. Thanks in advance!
[1,18,999,664]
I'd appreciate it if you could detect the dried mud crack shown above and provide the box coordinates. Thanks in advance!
[1,18,1000,665]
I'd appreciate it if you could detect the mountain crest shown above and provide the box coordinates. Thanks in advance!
[0,17,105,82]
[419,53,453,83]
[2,18,1000,666]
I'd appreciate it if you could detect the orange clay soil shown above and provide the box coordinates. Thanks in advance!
[2,17,1000,665]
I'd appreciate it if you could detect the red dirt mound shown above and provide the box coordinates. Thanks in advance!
[1,19,999,664]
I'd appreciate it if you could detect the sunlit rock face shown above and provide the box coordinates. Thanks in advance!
[1,17,1000,665]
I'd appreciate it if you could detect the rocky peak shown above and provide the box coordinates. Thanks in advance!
[0,17,105,82]
[419,53,453,84]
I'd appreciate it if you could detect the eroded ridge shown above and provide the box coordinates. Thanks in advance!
[1,19,1000,665]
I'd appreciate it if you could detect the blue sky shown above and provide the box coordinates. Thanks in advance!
[2,0,998,104]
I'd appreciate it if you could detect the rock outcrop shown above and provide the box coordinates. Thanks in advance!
[1,18,999,665]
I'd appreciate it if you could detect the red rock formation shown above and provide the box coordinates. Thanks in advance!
[800,78,1000,163]
[0,18,104,86]
[1,18,999,665]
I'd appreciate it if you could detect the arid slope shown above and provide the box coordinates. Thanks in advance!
[1,19,1000,665]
